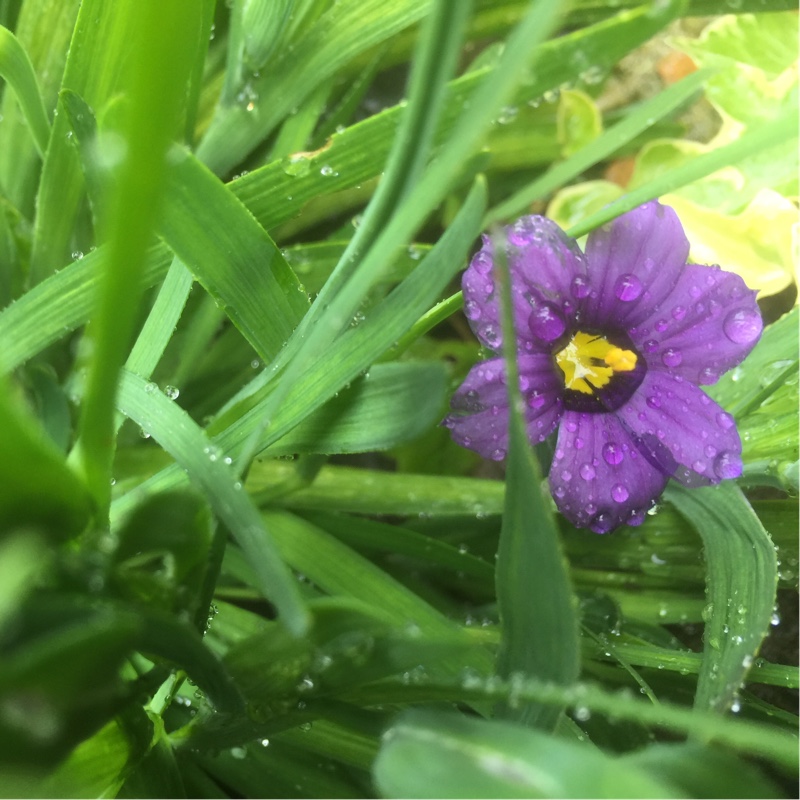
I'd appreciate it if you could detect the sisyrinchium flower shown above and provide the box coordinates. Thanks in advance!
[443,201,763,534]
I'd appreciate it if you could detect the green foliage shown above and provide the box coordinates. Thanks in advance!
[0,0,796,797]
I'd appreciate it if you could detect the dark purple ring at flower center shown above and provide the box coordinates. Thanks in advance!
[550,327,647,414]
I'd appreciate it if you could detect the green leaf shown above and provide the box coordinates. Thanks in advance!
[115,369,310,637]
[493,230,580,729]
[157,148,309,363]
[0,24,50,156]
[665,482,778,713]
[374,709,680,799]
[0,379,91,540]
[74,0,202,512]
[708,308,798,491]
[265,362,446,456]
[621,742,783,799]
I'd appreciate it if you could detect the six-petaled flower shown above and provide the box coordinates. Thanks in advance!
[443,201,762,533]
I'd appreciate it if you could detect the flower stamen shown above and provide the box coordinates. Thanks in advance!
[555,331,637,395]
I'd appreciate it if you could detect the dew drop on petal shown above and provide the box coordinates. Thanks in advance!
[482,324,501,348]
[661,348,682,368]
[561,469,572,482]
[472,251,493,274]
[699,367,718,385]
[614,273,642,302]
[574,437,585,450]
[611,483,629,503]
[602,442,623,465]
[465,300,481,320]
[692,460,706,473]
[527,390,546,409]
[704,445,717,458]
[579,464,596,481]
[590,512,614,534]
[714,451,742,479]
[716,411,735,431]
[646,394,661,409]
[529,303,566,342]
[655,319,668,333]
[642,339,658,354]
[671,305,686,321]
[570,275,590,299]
[723,308,762,345]
[491,448,507,461]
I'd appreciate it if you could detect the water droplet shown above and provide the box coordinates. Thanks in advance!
[282,153,311,176]
[611,484,629,503]
[144,382,157,393]
[465,300,481,320]
[527,390,546,409]
[579,464,595,481]
[481,324,501,348]
[472,251,493,274]
[715,411,735,431]
[723,308,761,345]
[614,273,642,302]
[164,385,180,400]
[714,451,742,479]
[528,302,566,341]
[491,448,506,461]
[561,469,572,482]
[661,348,682,368]
[602,442,623,465]
[496,105,518,125]
[320,164,338,177]
[646,394,661,409]
[231,746,247,759]
[574,437,585,450]
[642,339,658,353]
[671,305,686,321]
[570,275,590,299]
[654,319,668,333]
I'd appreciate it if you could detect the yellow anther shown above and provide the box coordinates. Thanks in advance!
[555,331,638,395]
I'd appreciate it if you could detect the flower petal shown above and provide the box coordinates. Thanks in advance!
[628,263,762,386]
[444,355,563,460]
[581,201,690,330]
[620,370,743,487]
[549,410,668,534]
[462,217,589,353]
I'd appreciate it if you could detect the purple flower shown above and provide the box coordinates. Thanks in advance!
[444,202,762,534]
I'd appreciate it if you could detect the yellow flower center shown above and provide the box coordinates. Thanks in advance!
[555,331,638,395]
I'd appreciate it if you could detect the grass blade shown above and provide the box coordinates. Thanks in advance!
[665,482,779,713]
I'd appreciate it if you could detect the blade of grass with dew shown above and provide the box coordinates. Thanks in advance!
[350,674,799,771]
[233,0,563,473]
[105,176,484,523]
[124,258,194,381]
[299,511,495,589]
[245,462,505,518]
[0,0,78,215]
[115,369,309,636]
[233,0,684,237]
[157,148,309,363]
[484,67,714,226]
[233,0,475,468]
[262,509,494,675]
[492,226,580,730]
[665,482,778,713]
[73,1,200,514]
[374,709,680,799]
[0,2,684,374]
[29,0,184,284]
[60,88,310,368]
[264,361,447,456]
[0,24,50,157]
[197,0,429,174]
